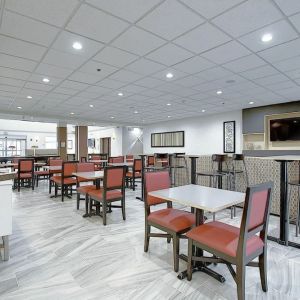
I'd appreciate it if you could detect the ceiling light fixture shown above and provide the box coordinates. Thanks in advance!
[26,96,32,99]
[43,78,50,83]
[249,101,255,105]
[89,104,94,108]
[118,92,123,96]
[167,115,171,118]
[167,103,171,106]
[216,90,222,95]
[201,109,206,112]
[110,116,115,119]
[72,41,82,50]
[70,112,75,115]
[166,72,174,79]
[17,106,22,109]
[134,110,138,114]
[261,33,273,43]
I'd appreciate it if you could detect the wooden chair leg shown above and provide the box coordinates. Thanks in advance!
[236,264,245,300]
[49,180,52,194]
[77,192,80,210]
[144,224,150,252]
[187,239,193,281]
[61,185,64,202]
[121,198,126,220]
[172,234,180,272]
[259,250,268,292]
[132,177,135,191]
[102,201,107,225]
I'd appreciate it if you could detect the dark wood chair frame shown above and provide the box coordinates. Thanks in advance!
[14,158,35,192]
[186,182,273,300]
[126,158,141,191]
[89,166,126,226]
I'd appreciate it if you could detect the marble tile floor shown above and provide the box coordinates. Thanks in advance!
[0,181,300,299]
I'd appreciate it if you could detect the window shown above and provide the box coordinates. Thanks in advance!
[45,136,57,149]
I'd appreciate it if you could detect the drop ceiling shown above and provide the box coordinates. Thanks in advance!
[0,0,300,126]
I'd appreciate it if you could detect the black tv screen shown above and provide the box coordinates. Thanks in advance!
[270,117,300,141]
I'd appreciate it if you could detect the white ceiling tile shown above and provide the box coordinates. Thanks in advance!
[258,38,300,63]
[125,58,165,75]
[0,35,47,61]
[108,69,143,83]
[134,77,164,88]
[174,23,231,54]
[173,56,215,74]
[174,75,207,87]
[77,60,117,79]
[137,0,204,40]
[52,31,104,58]
[290,12,300,32]
[0,85,20,93]
[42,49,87,69]
[0,53,37,72]
[195,66,233,81]
[0,67,30,81]
[223,54,266,73]
[274,0,300,16]
[202,41,251,64]
[240,65,278,80]
[140,89,164,97]
[285,69,300,80]
[146,43,193,66]
[112,27,165,56]
[212,0,282,37]
[28,73,62,86]
[97,78,126,89]
[19,88,48,97]
[254,73,290,86]
[266,80,298,91]
[273,56,300,72]
[24,81,53,92]
[85,86,112,95]
[181,0,244,19]
[0,77,24,87]
[239,20,298,52]
[122,84,146,94]
[5,0,79,27]
[151,68,188,81]
[93,46,138,68]
[35,63,73,79]
[68,72,101,84]
[59,80,89,91]
[66,4,129,43]
[1,10,59,47]
[86,0,162,22]
[52,87,78,96]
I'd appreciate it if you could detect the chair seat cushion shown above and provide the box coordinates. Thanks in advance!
[15,172,32,179]
[126,171,141,178]
[186,221,264,258]
[77,177,93,183]
[77,185,97,195]
[35,170,49,176]
[148,208,195,233]
[88,188,123,202]
[51,175,77,185]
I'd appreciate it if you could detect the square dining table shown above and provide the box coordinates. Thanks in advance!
[149,184,245,282]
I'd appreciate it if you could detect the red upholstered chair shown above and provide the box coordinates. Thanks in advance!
[144,171,195,272]
[76,162,97,210]
[88,166,126,225]
[126,159,141,190]
[147,155,155,167]
[108,156,124,163]
[50,161,78,202]
[48,159,63,194]
[186,182,273,300]
[126,154,134,163]
[80,156,87,162]
[14,159,34,191]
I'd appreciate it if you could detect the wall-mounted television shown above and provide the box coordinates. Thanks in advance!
[270,117,300,141]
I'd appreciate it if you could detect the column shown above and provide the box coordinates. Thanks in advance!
[57,125,67,160]
[75,126,88,161]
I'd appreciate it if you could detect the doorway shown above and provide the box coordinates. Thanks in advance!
[100,137,111,157]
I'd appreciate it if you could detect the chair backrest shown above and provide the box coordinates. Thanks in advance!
[144,171,170,207]
[147,155,155,166]
[109,156,124,163]
[62,161,78,178]
[50,159,63,166]
[238,182,273,257]
[103,166,126,191]
[133,159,142,172]
[77,162,94,172]
[80,156,87,162]
[126,154,134,162]
[18,159,34,173]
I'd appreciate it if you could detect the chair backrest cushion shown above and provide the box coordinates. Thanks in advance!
[105,166,124,189]
[134,159,142,172]
[19,159,33,172]
[63,162,77,177]
[50,159,63,166]
[77,162,94,172]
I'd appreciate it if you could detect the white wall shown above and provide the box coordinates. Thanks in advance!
[143,110,243,155]
[122,127,143,155]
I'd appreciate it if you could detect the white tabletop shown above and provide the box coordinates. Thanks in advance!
[254,155,300,161]
[149,184,245,213]
[89,160,108,163]
[72,171,104,180]
[44,166,61,171]
[108,162,133,167]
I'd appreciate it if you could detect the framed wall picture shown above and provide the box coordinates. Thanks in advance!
[151,131,184,147]
[223,121,236,153]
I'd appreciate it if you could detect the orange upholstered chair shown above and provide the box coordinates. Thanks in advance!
[186,182,273,300]
[147,155,155,167]
[76,162,97,210]
[126,158,141,190]
[126,154,134,163]
[14,159,34,191]
[48,159,63,194]
[88,166,126,225]
[108,156,124,163]
[50,161,78,202]
[144,171,195,272]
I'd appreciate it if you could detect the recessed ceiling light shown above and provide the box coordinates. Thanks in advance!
[249,101,255,105]
[110,116,115,119]
[261,33,273,43]
[70,112,75,115]
[167,103,171,106]
[17,106,22,109]
[118,92,123,96]
[89,104,94,108]
[134,110,138,114]
[166,72,174,79]
[72,42,82,50]
[26,96,32,99]
[201,109,206,112]
[216,90,222,95]
[167,115,171,118]
[43,78,50,83]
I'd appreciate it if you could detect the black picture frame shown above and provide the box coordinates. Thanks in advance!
[223,121,236,153]
[151,130,185,147]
